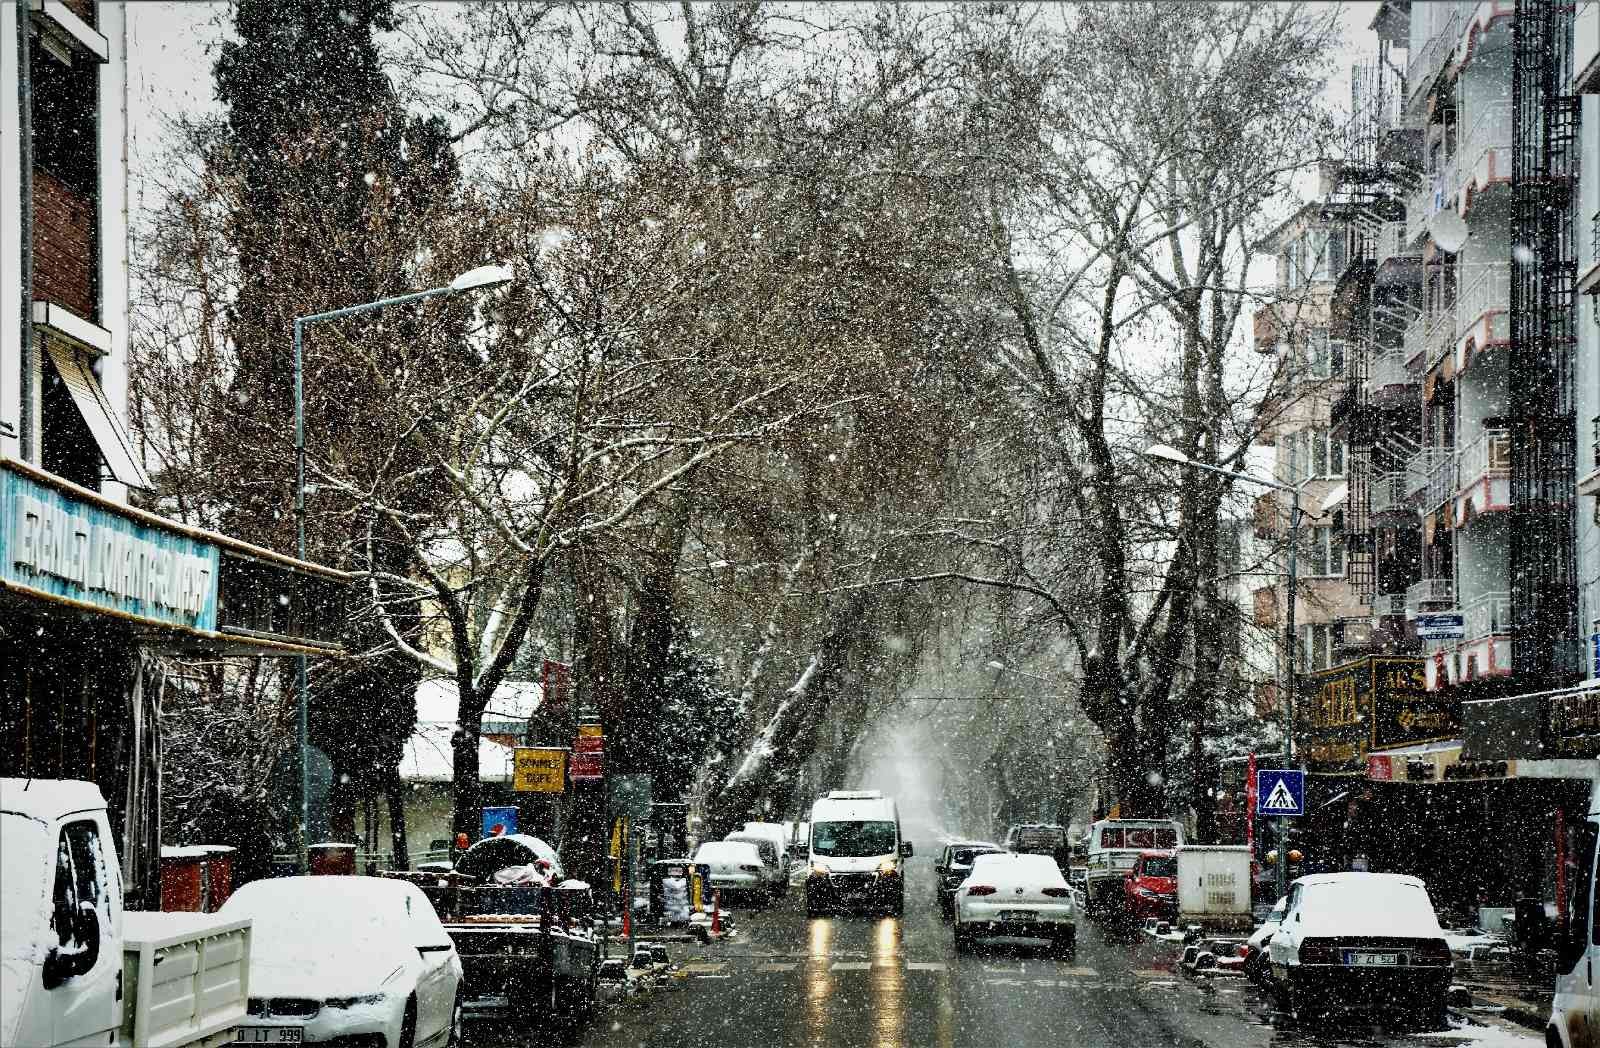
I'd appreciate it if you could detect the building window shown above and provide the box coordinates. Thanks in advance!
[1284,428,1346,483]
[1305,329,1347,380]
[1298,623,1334,673]
[1305,525,1346,578]
[31,39,98,197]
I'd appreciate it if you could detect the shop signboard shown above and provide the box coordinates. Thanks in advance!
[570,750,604,781]
[1545,687,1600,758]
[513,746,568,793]
[1369,657,1454,750]
[1414,613,1465,640]
[1300,659,1370,772]
[1,465,218,630]
[542,659,571,711]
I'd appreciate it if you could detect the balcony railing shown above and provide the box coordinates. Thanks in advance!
[1373,592,1407,618]
[1375,220,1413,267]
[1370,472,1410,517]
[1406,2,1470,111]
[1406,446,1456,510]
[1368,348,1414,393]
[1425,303,1457,368]
[1406,576,1455,612]
[1463,590,1512,642]
[1456,101,1511,199]
[1403,312,1427,365]
[1406,185,1434,246]
[1455,264,1510,338]
[1457,427,1511,490]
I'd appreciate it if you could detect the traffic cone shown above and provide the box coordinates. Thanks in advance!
[711,890,722,936]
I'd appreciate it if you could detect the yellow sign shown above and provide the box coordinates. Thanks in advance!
[513,747,567,793]
[577,723,603,738]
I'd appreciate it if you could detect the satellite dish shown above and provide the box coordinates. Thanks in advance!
[1431,210,1469,253]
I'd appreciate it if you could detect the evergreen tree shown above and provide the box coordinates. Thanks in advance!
[210,0,462,849]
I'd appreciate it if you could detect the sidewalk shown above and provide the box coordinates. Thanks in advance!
[1452,957,1554,1034]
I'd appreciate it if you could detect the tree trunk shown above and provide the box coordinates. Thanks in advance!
[387,774,410,870]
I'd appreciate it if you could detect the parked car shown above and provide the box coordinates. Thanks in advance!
[1,778,252,1048]
[1267,872,1452,1026]
[933,841,1003,919]
[692,840,770,903]
[953,852,1076,957]
[1244,896,1287,983]
[730,824,791,894]
[1122,849,1178,921]
[223,876,464,1047]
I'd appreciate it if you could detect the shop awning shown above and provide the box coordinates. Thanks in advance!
[44,342,151,489]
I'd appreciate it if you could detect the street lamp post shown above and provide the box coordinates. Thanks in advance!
[292,264,513,859]
[1144,444,1301,900]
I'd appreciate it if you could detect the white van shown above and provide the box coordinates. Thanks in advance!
[804,790,912,917]
[1549,774,1600,1048]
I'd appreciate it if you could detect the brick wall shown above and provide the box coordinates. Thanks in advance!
[33,167,96,321]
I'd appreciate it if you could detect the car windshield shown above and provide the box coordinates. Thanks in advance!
[812,820,897,857]
[1141,857,1176,878]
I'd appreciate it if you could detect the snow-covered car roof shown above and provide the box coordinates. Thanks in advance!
[1290,872,1442,938]
[694,840,762,861]
[969,852,1067,886]
[0,777,105,821]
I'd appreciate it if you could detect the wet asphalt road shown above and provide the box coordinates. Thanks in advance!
[571,853,1540,1048]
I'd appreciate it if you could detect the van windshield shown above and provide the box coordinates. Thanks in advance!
[812,820,897,857]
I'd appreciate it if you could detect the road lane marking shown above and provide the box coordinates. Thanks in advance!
[906,962,947,972]
[1133,969,1173,978]
[684,962,727,974]
[756,962,798,972]
[831,961,872,971]
[1059,967,1099,977]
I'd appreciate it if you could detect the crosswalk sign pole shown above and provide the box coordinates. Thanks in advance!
[1278,487,1301,902]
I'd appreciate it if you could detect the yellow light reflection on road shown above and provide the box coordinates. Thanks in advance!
[870,916,906,1048]
[805,916,834,1048]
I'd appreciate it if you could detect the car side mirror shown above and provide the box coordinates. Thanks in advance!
[900,842,913,858]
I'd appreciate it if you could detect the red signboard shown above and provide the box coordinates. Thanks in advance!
[570,750,604,781]
[542,660,571,710]
[1367,755,1394,781]
[574,735,604,754]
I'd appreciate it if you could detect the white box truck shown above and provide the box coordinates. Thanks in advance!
[1175,845,1252,932]
[1,778,251,1048]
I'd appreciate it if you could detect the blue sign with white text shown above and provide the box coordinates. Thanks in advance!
[1255,768,1305,817]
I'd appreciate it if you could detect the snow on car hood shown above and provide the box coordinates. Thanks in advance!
[248,950,415,1000]
[1294,875,1443,939]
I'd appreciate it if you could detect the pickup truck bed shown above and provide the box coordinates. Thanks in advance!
[122,912,251,1048]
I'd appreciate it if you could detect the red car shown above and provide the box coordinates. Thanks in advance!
[1123,850,1178,919]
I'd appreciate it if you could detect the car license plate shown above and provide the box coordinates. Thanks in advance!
[1345,951,1402,966]
[234,1028,304,1043]
[998,910,1036,922]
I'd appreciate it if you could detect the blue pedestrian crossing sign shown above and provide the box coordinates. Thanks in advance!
[1256,768,1305,817]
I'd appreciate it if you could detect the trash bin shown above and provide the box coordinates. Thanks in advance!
[309,842,358,876]
[200,846,237,910]
[159,846,211,912]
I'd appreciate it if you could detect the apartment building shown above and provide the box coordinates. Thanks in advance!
[1,2,345,903]
[1250,201,1372,701]
[1279,0,1597,912]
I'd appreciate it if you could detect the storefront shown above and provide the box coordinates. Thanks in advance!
[0,459,345,905]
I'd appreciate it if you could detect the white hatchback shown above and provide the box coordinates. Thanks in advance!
[223,876,463,1047]
[953,853,1076,956]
